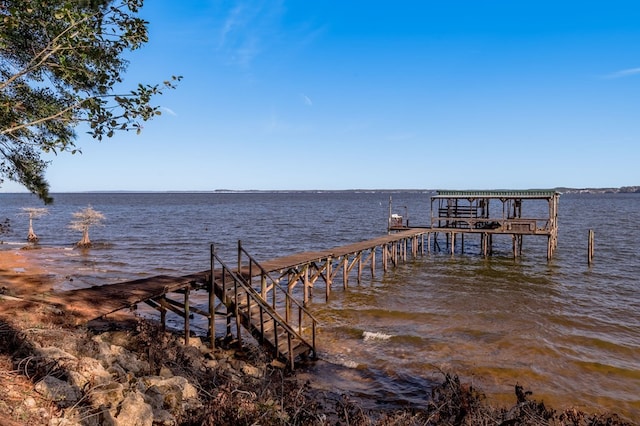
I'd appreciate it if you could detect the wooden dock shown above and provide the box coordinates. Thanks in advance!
[241,228,429,305]
[46,227,429,369]
[42,190,560,369]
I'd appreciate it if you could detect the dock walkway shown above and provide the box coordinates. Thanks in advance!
[43,227,429,369]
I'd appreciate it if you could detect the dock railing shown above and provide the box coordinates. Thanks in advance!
[236,241,318,346]
[210,244,317,369]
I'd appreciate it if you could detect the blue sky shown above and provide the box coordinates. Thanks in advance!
[5,1,640,192]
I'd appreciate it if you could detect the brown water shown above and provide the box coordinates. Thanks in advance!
[2,191,638,421]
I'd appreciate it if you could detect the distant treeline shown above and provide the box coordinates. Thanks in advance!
[557,186,640,194]
[212,187,640,194]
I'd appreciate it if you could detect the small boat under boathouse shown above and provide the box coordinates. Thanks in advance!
[389,189,560,259]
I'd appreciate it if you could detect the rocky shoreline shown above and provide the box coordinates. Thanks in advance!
[0,249,635,425]
[1,302,635,425]
[0,308,325,425]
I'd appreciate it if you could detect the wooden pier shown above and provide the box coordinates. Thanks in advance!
[50,228,429,369]
[46,189,559,369]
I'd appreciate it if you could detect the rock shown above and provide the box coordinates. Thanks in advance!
[229,359,245,371]
[136,376,201,414]
[113,346,150,375]
[66,371,88,390]
[93,339,117,365]
[101,331,133,348]
[114,391,153,426]
[69,357,112,389]
[35,347,78,362]
[241,363,262,378]
[270,359,287,369]
[35,375,82,408]
[179,346,204,371]
[49,417,81,426]
[23,397,37,408]
[90,382,125,410]
[181,336,203,349]
[107,363,128,382]
[159,366,173,378]
[152,409,177,426]
[91,343,149,375]
[84,406,117,426]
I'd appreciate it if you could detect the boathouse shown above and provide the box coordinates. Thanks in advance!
[390,189,559,259]
[431,189,559,259]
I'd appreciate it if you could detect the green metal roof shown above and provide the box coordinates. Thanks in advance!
[434,189,559,198]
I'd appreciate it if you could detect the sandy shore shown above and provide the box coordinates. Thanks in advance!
[0,247,56,295]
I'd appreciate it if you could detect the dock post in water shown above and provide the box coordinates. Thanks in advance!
[588,229,595,266]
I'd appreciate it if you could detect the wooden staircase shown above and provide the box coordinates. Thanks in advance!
[209,244,317,369]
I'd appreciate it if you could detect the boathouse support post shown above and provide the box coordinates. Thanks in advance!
[481,233,487,256]
[512,235,523,257]
[519,235,523,256]
[450,232,455,255]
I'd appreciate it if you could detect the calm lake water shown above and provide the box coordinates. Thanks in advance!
[1,191,638,421]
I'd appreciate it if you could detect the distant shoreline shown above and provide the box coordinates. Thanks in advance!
[0,186,638,195]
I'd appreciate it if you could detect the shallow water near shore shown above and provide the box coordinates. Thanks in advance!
[1,191,639,421]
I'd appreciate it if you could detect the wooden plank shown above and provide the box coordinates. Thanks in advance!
[50,275,194,321]
[251,228,430,275]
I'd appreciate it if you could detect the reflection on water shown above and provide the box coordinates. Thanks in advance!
[1,192,639,420]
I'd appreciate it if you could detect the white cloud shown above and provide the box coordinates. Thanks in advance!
[216,1,285,68]
[301,93,313,106]
[160,107,177,116]
[603,67,640,79]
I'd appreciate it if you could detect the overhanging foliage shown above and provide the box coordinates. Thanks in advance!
[0,0,180,202]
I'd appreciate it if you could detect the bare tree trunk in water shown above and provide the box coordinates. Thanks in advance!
[77,226,91,247]
[27,217,38,242]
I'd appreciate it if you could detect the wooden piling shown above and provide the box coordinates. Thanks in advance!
[588,229,595,265]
